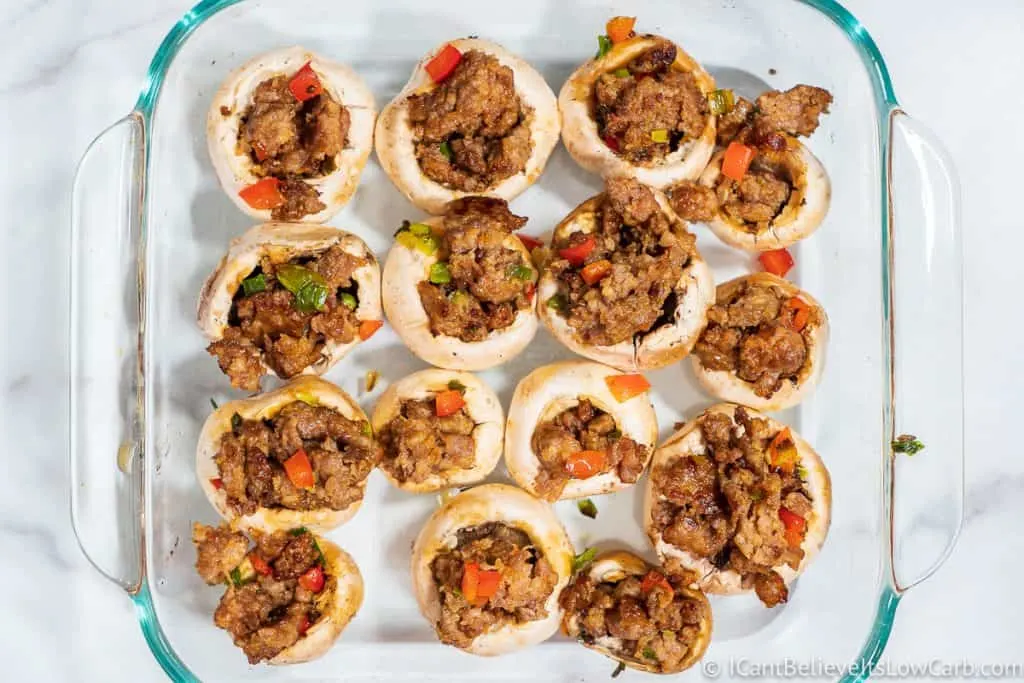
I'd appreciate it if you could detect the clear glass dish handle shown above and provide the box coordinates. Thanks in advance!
[886,109,965,592]
[69,113,146,593]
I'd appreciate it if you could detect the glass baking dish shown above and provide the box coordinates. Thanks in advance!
[69,0,964,680]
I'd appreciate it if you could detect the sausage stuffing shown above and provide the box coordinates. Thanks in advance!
[207,245,367,391]
[593,39,709,164]
[379,396,476,484]
[649,408,814,607]
[213,400,381,515]
[693,279,816,398]
[546,177,698,347]
[530,399,648,501]
[410,197,535,343]
[429,522,558,649]
[193,524,332,664]
[238,70,350,220]
[408,51,534,191]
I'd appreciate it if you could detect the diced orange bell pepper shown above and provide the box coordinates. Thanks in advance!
[769,428,799,476]
[640,569,674,595]
[435,389,466,417]
[778,507,807,548]
[358,320,383,340]
[759,248,795,278]
[722,141,756,181]
[605,374,651,402]
[606,16,636,43]
[565,450,606,479]
[249,553,272,576]
[283,449,315,489]
[581,259,613,285]
[783,296,811,332]
[238,177,285,210]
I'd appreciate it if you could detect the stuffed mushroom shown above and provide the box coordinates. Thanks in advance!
[196,377,381,533]
[192,523,363,665]
[537,177,714,371]
[691,273,828,411]
[505,361,657,501]
[382,197,538,370]
[560,550,713,674]
[644,404,831,607]
[411,484,574,655]
[376,38,560,214]
[559,18,717,187]
[372,369,504,493]
[198,222,382,392]
[208,46,376,223]
[668,84,833,251]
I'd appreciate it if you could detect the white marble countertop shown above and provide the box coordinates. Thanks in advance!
[1,0,1020,679]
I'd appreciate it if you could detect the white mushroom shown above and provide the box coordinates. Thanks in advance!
[207,46,375,223]
[505,361,657,500]
[376,38,560,214]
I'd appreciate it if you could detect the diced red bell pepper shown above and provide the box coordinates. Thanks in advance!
[425,44,463,83]
[210,478,224,490]
[249,553,272,576]
[778,507,807,548]
[238,177,285,210]
[298,613,311,635]
[783,296,811,332]
[565,450,606,479]
[462,562,501,607]
[288,62,323,102]
[298,564,326,593]
[605,374,651,402]
[558,236,596,267]
[722,141,756,181]
[606,16,636,44]
[283,449,315,489]
[518,234,544,250]
[759,248,795,278]
[603,135,621,152]
[640,569,673,595]
[358,320,384,340]
[435,390,466,418]
[525,283,536,302]
[580,259,613,286]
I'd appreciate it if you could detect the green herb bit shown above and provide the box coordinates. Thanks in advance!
[609,428,622,439]
[611,662,626,678]
[416,234,441,256]
[241,272,267,296]
[360,421,373,437]
[707,88,736,116]
[449,290,470,305]
[229,567,243,588]
[209,397,219,410]
[642,647,657,660]
[289,526,309,537]
[795,464,808,480]
[447,379,467,392]
[613,68,630,78]
[509,264,533,281]
[439,141,453,160]
[892,434,925,456]
[409,222,433,237]
[577,498,598,519]
[546,293,567,311]
[339,292,357,310]
[429,261,452,284]
[231,412,243,432]
[572,547,598,573]
[595,34,612,59]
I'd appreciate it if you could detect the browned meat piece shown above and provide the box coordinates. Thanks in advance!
[726,285,784,327]
[255,530,291,561]
[305,94,349,162]
[214,582,285,642]
[310,246,363,290]
[418,283,489,342]
[529,399,648,501]
[606,176,659,226]
[379,398,477,484]
[716,96,755,146]
[430,522,557,649]
[606,597,657,640]
[309,302,359,341]
[668,181,719,222]
[447,225,527,304]
[239,603,306,664]
[193,523,250,585]
[548,178,696,347]
[719,169,791,226]
[237,290,309,343]
[627,39,677,74]
[737,324,807,397]
[272,180,326,221]
[693,325,741,373]
[754,85,833,139]
[408,51,533,191]
[208,328,264,392]
[272,532,320,579]
[444,196,527,234]
[243,77,298,162]
[783,491,813,517]
[752,570,788,607]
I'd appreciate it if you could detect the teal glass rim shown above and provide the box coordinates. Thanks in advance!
[124,1,904,680]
